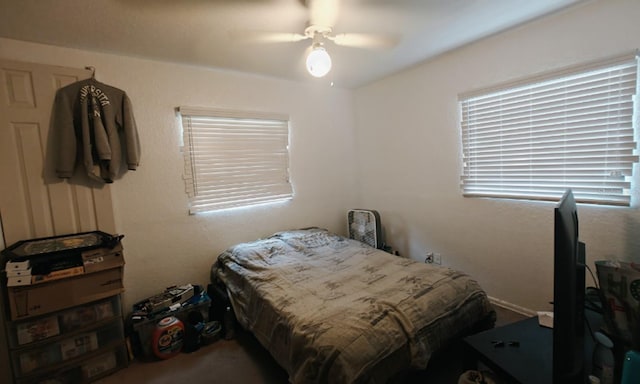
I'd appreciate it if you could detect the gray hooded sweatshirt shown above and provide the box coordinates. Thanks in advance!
[52,78,140,183]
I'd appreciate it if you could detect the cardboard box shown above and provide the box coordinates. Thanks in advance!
[7,268,123,320]
[7,276,32,287]
[31,266,84,284]
[7,268,32,277]
[81,244,125,274]
[6,260,30,271]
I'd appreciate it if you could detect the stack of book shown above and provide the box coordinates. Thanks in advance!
[6,259,84,287]
[6,260,32,287]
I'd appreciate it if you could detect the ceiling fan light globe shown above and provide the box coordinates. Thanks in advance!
[306,47,332,78]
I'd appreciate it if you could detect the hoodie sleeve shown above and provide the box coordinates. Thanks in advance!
[121,92,141,170]
[52,89,77,178]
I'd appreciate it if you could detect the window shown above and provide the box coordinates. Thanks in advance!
[459,52,639,206]
[178,107,292,214]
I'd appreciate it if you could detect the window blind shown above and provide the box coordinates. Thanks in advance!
[179,107,292,214]
[460,53,639,206]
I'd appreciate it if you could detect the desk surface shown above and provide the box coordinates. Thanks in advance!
[464,316,553,384]
[463,312,600,384]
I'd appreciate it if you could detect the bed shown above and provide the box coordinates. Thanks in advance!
[210,227,495,383]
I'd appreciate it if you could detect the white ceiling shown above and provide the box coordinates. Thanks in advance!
[0,0,587,88]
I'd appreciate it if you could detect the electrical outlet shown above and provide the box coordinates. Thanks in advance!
[434,253,442,265]
[425,252,434,264]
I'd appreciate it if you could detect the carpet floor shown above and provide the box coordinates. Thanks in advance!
[96,306,527,384]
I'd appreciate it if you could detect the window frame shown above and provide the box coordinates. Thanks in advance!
[178,106,293,214]
[459,52,639,206]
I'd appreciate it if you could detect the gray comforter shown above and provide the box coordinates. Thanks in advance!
[213,228,494,383]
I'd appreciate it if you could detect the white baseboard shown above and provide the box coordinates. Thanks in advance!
[488,296,537,317]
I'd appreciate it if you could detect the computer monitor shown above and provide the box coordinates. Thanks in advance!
[553,189,586,383]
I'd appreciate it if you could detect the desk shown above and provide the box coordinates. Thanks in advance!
[463,311,601,384]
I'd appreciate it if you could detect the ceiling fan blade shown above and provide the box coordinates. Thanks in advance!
[329,33,398,49]
[308,0,339,28]
[229,30,309,44]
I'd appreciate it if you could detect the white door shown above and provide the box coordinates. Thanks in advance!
[0,59,117,382]
[0,59,117,246]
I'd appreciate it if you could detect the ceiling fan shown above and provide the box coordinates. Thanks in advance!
[230,0,398,78]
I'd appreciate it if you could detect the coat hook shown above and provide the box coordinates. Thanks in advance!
[85,66,96,78]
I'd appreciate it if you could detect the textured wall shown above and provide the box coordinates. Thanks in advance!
[353,0,640,312]
[1,0,639,315]
[0,38,359,309]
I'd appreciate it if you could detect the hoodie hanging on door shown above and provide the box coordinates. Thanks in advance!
[52,78,141,183]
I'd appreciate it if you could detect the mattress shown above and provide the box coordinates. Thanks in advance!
[212,228,494,383]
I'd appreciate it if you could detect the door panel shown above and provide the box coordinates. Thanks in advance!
[0,59,117,383]
[0,59,116,246]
